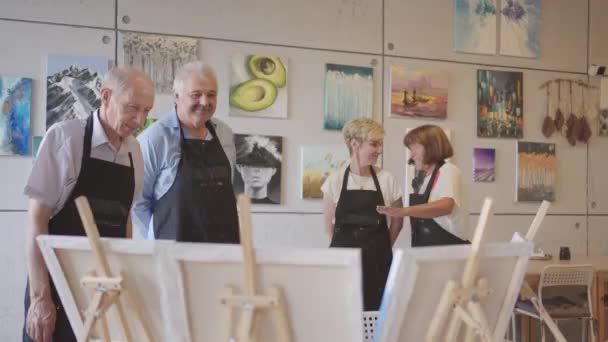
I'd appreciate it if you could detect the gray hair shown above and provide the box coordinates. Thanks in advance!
[173,60,218,95]
[102,66,152,96]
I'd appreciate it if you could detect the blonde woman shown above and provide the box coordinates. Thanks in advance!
[377,124,467,247]
[321,118,403,311]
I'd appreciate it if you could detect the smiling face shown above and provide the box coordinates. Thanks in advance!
[101,76,155,138]
[408,142,426,170]
[174,73,218,129]
[352,138,383,167]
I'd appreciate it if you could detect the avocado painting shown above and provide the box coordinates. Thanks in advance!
[323,63,374,131]
[230,54,288,119]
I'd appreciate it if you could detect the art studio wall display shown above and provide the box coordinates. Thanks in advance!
[301,145,349,199]
[540,78,595,145]
[516,141,556,202]
[453,0,497,55]
[0,76,32,156]
[230,54,288,119]
[454,0,541,58]
[500,0,541,58]
[390,65,448,119]
[122,33,198,94]
[473,147,495,182]
[477,69,523,138]
[46,55,110,130]
[323,63,373,131]
[234,134,283,205]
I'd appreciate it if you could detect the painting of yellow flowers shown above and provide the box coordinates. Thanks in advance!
[301,146,349,199]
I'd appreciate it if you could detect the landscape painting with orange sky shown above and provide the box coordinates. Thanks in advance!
[390,65,448,119]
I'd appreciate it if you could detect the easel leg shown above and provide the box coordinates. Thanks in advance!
[445,312,464,342]
[426,280,458,342]
[120,273,155,342]
[468,301,492,342]
[222,286,236,342]
[463,325,475,342]
[237,305,256,342]
[100,315,111,342]
[270,286,292,342]
[79,291,104,342]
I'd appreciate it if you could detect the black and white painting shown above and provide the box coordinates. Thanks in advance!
[122,33,198,94]
[46,55,110,129]
[234,134,282,205]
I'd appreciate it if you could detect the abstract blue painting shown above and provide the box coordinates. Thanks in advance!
[323,63,373,131]
[46,55,110,129]
[0,76,32,156]
[500,0,541,58]
[453,0,497,55]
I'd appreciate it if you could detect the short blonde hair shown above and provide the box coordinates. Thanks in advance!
[342,118,384,155]
[403,125,453,164]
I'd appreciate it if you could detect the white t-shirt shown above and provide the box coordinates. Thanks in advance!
[409,161,466,240]
[321,166,402,207]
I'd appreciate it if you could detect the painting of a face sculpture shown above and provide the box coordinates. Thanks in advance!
[234,134,283,204]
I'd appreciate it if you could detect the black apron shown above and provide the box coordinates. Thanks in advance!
[410,161,469,247]
[153,118,240,243]
[329,166,392,311]
[23,113,135,342]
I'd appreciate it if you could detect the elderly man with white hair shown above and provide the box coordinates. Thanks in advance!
[22,66,155,342]
[133,61,240,243]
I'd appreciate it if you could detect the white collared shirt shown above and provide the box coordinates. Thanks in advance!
[24,110,144,217]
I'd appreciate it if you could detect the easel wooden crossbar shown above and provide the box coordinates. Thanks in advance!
[74,196,153,342]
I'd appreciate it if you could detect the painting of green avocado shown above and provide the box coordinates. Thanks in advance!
[230,54,288,119]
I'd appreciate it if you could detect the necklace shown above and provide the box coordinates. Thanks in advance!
[349,173,367,190]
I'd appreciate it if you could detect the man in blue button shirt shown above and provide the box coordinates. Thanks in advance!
[133,61,240,243]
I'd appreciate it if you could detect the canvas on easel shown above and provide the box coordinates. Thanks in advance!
[36,217,165,340]
[159,239,364,341]
[375,198,534,342]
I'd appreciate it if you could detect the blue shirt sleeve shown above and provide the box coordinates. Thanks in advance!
[132,128,159,238]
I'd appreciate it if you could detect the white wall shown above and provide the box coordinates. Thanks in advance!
[1,0,607,339]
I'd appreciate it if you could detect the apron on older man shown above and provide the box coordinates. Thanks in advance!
[23,113,135,341]
[329,165,392,311]
[409,161,469,247]
[153,117,240,243]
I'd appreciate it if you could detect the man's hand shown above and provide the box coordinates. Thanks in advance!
[25,295,56,342]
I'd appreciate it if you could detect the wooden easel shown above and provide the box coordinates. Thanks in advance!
[426,198,495,342]
[220,195,292,342]
[74,196,153,342]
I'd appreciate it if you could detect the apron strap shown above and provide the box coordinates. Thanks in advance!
[339,166,351,198]
[420,160,445,203]
[82,113,94,164]
[369,166,385,206]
